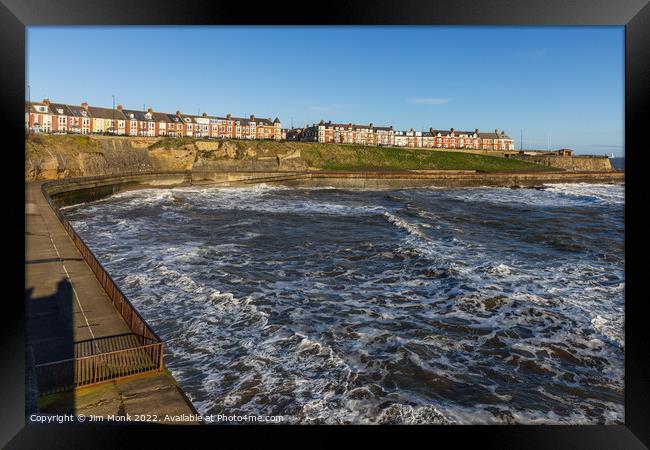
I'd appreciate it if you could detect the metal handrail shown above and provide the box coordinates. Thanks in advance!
[35,342,164,367]
[41,183,162,343]
[37,181,167,392]
[35,343,164,394]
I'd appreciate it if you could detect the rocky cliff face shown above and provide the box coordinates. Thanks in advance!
[25,136,157,179]
[26,135,610,180]
[25,135,307,180]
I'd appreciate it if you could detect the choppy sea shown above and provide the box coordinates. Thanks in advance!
[63,182,625,424]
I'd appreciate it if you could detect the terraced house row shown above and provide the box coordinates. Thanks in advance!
[25,99,282,140]
[25,98,514,150]
[299,120,515,151]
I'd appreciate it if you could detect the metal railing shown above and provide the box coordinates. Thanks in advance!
[35,343,164,395]
[37,182,167,394]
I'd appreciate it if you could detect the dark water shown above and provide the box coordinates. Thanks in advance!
[63,182,624,424]
[609,157,625,171]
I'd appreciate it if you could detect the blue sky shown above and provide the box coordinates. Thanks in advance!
[27,26,624,155]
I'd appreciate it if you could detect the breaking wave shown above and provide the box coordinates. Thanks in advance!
[63,182,624,424]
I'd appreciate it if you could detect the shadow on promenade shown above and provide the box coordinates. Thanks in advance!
[25,279,75,414]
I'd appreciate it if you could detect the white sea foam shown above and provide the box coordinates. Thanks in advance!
[62,183,625,425]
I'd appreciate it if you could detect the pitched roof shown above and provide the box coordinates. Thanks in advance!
[228,116,274,126]
[477,131,511,139]
[315,121,391,131]
[26,101,49,113]
[48,103,74,116]
[151,112,173,123]
[177,113,198,124]
[87,106,127,120]
[167,113,183,123]
[121,109,150,121]
[66,104,91,118]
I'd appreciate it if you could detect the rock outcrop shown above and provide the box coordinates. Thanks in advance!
[25,135,311,180]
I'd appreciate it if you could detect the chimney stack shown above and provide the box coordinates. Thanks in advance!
[147,107,153,113]
[117,104,123,111]
[202,112,208,117]
[495,128,499,134]
[42,98,50,106]
[176,110,182,117]
[475,128,479,134]
[226,113,231,120]
[250,114,255,121]
[450,127,455,133]
[429,127,434,133]
[369,123,373,128]
[81,102,88,110]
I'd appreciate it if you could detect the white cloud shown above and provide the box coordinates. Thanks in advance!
[407,98,449,105]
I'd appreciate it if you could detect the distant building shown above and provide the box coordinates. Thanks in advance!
[302,120,391,145]
[119,107,152,136]
[478,129,514,151]
[47,101,74,134]
[195,114,283,140]
[25,98,281,141]
[299,120,514,150]
[25,100,52,133]
[87,104,127,134]
[151,111,172,137]
[25,98,516,150]
[286,128,304,141]
[166,112,184,137]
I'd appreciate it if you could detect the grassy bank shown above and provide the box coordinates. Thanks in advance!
[26,134,553,173]
[148,138,552,172]
[26,134,100,157]
[298,143,553,172]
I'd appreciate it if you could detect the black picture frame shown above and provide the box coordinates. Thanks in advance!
[2,0,648,447]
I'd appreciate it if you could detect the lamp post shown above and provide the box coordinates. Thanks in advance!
[27,84,31,134]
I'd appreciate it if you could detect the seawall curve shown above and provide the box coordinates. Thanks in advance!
[44,169,625,207]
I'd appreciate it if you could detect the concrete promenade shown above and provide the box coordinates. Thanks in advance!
[25,182,197,423]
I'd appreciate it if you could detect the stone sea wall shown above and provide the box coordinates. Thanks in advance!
[511,155,613,172]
